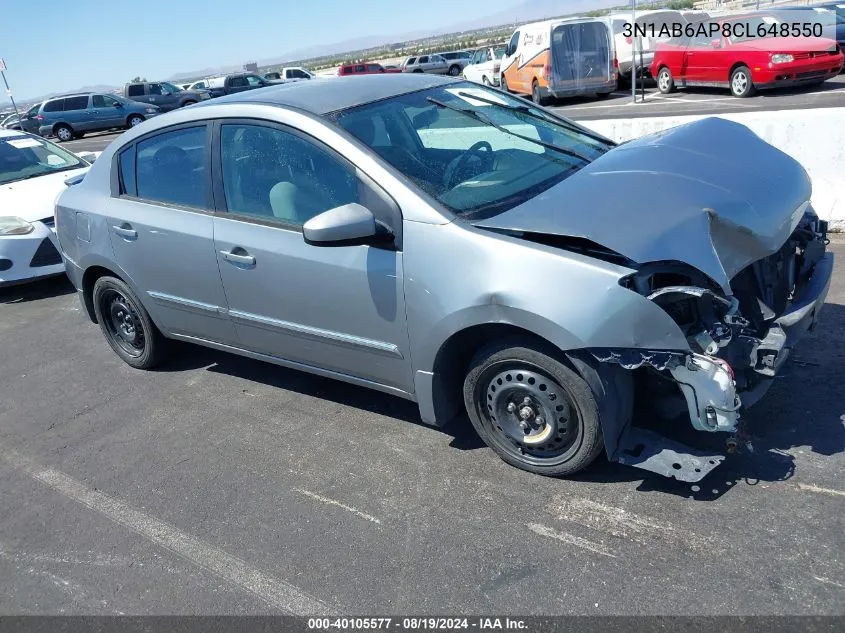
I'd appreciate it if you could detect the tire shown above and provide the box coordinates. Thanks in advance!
[448,65,461,77]
[126,114,145,129]
[463,337,605,477]
[181,100,197,107]
[531,80,547,106]
[92,276,166,370]
[730,66,755,98]
[500,76,509,93]
[481,76,490,86]
[656,67,675,94]
[54,124,73,143]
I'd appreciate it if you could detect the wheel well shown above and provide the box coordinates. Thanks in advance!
[430,324,558,424]
[53,122,70,133]
[729,62,749,78]
[81,265,123,323]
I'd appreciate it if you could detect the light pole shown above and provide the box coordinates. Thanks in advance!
[0,59,21,120]
[631,0,637,103]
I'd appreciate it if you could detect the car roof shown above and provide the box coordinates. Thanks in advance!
[200,73,455,115]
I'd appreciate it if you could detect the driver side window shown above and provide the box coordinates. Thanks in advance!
[220,123,360,227]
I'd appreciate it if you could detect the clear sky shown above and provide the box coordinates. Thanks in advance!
[0,0,518,105]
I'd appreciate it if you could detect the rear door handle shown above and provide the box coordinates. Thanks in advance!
[220,249,256,268]
[112,225,137,240]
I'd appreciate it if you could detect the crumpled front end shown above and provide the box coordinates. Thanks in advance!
[590,208,832,481]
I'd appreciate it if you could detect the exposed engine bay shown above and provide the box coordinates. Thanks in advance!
[589,209,832,481]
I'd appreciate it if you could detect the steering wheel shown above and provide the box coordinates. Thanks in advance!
[443,141,494,189]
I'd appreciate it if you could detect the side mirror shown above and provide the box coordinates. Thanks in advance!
[303,203,383,245]
[711,39,722,48]
[113,101,124,108]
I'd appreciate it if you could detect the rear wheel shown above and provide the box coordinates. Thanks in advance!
[448,64,461,76]
[92,276,166,369]
[127,114,144,128]
[181,100,197,107]
[656,67,675,94]
[463,338,604,477]
[500,76,509,93]
[730,66,755,98]
[531,80,547,106]
[54,124,73,142]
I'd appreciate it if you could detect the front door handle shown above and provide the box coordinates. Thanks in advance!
[112,224,137,240]
[220,249,256,268]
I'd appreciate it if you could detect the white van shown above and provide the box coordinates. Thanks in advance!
[608,9,709,83]
[500,17,617,105]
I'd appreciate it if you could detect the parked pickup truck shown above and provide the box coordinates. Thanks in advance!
[263,67,315,82]
[207,73,276,98]
[123,81,210,111]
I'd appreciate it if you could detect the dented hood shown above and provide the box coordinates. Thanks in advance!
[474,117,811,292]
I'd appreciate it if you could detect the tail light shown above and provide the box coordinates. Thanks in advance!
[625,36,632,45]
[36,115,44,121]
[543,63,552,82]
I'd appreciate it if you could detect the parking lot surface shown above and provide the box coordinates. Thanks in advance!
[0,228,843,615]
[58,75,845,154]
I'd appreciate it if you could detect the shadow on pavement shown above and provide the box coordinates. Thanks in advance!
[0,275,75,304]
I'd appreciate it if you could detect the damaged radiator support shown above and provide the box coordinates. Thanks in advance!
[591,349,739,482]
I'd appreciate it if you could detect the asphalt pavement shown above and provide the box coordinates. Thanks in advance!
[59,74,845,154]
[0,235,842,615]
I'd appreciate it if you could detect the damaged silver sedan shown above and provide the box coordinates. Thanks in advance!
[57,75,832,482]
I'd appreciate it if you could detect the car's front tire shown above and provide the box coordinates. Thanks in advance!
[181,100,197,107]
[531,80,547,106]
[730,66,755,98]
[127,114,145,128]
[448,65,461,76]
[463,338,604,477]
[92,276,166,370]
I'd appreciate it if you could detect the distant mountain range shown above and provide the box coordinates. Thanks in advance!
[168,0,622,80]
[18,0,623,100]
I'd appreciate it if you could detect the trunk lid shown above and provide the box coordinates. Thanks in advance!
[474,117,811,292]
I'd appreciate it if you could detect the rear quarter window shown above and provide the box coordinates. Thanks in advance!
[43,99,65,113]
[118,145,137,196]
[126,84,145,97]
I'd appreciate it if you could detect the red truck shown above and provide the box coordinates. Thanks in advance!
[651,13,843,97]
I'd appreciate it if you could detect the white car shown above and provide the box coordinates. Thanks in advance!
[0,130,92,287]
[462,45,507,86]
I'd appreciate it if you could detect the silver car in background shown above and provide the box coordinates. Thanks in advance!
[401,54,450,74]
[55,75,832,482]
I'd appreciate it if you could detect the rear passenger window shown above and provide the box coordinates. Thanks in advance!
[135,126,208,208]
[118,146,137,196]
[43,99,65,113]
[127,84,144,97]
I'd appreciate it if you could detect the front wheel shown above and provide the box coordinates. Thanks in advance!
[481,76,490,86]
[730,66,755,98]
[92,276,166,369]
[500,76,509,93]
[448,65,461,76]
[127,114,145,128]
[463,338,604,477]
[181,100,197,107]
[657,67,675,94]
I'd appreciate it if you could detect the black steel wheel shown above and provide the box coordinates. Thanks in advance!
[464,338,604,477]
[448,64,461,76]
[92,276,166,369]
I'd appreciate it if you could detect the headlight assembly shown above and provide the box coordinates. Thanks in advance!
[771,54,794,64]
[0,216,34,236]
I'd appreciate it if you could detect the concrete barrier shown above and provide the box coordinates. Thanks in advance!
[576,107,845,231]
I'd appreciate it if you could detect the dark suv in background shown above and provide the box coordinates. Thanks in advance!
[19,93,160,142]
[123,81,211,111]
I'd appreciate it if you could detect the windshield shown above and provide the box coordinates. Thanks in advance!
[163,82,182,93]
[332,82,611,218]
[0,134,85,185]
